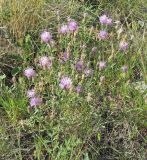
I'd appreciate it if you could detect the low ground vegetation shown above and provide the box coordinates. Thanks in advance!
[0,0,146,159]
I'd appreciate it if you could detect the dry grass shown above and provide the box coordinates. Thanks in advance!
[1,0,43,38]
[0,0,82,42]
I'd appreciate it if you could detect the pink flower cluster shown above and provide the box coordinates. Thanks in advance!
[27,88,42,107]
[76,60,84,71]
[119,41,128,51]
[39,56,52,69]
[59,76,72,90]
[99,61,106,71]
[99,14,112,25]
[99,15,129,51]
[60,52,70,63]
[59,19,78,34]
[59,76,82,93]
[41,31,52,43]
[22,14,131,109]
[98,30,108,40]
[24,68,36,79]
[24,56,52,107]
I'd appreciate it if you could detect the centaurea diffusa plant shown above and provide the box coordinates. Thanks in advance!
[24,68,36,79]
[75,85,82,93]
[59,25,69,34]
[99,14,112,25]
[2,8,145,160]
[41,31,52,43]
[39,56,52,69]
[29,96,42,107]
[99,61,107,71]
[98,30,108,40]
[119,41,128,51]
[76,60,84,71]
[68,19,78,32]
[59,76,72,90]
[27,88,36,98]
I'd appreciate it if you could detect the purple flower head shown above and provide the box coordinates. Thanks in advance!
[84,68,93,77]
[98,30,108,40]
[76,85,82,93]
[63,52,70,62]
[121,65,128,73]
[106,18,112,25]
[27,88,36,98]
[99,61,106,71]
[59,25,69,34]
[30,96,42,107]
[24,68,36,79]
[59,76,72,90]
[39,56,52,69]
[99,14,112,25]
[119,41,128,51]
[60,52,70,63]
[68,20,78,32]
[41,31,52,43]
[76,60,84,71]
[99,15,108,24]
